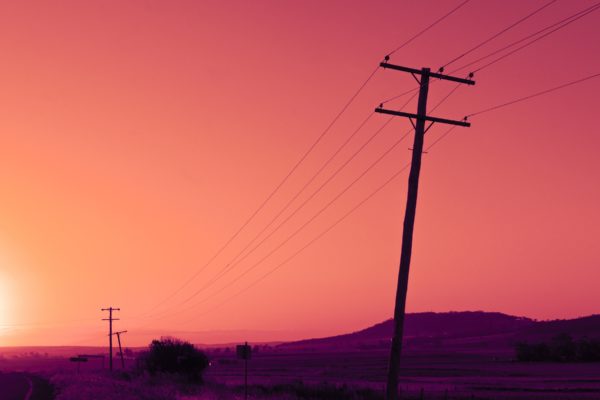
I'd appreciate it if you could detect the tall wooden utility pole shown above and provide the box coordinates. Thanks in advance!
[101,307,120,371]
[375,61,474,400]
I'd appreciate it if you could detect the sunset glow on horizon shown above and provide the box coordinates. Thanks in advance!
[1,0,599,347]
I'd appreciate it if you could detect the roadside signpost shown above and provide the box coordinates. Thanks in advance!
[69,356,88,373]
[236,342,251,400]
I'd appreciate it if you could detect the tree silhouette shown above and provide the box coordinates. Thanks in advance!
[137,337,209,382]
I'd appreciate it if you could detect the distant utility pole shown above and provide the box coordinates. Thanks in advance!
[101,307,120,371]
[111,330,128,369]
[375,60,474,400]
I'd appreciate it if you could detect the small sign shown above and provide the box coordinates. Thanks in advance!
[69,356,88,362]
[236,343,251,360]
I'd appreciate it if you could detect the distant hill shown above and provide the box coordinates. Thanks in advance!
[518,314,600,341]
[279,312,600,352]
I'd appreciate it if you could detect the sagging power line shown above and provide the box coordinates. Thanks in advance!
[182,66,598,322]
[384,2,599,106]
[139,75,466,326]
[439,0,557,71]
[138,3,473,321]
[450,1,600,74]
[466,72,600,118]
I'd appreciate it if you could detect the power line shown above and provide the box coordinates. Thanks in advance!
[451,2,600,74]
[380,86,420,106]
[383,2,556,105]
[163,127,412,320]
[177,117,395,305]
[136,118,403,325]
[138,91,423,322]
[386,2,598,105]
[185,124,460,320]
[177,113,375,304]
[467,72,600,118]
[131,69,597,326]
[439,0,557,71]
[147,72,465,321]
[471,4,600,73]
[159,82,465,321]
[144,64,380,314]
[387,0,471,57]
[167,91,429,309]
[131,74,465,327]
[139,0,475,320]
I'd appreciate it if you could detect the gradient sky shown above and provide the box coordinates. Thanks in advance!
[1,0,599,347]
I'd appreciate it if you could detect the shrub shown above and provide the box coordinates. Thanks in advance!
[137,337,209,382]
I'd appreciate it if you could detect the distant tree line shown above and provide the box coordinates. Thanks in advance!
[516,333,600,362]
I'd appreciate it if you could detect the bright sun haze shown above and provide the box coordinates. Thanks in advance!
[0,0,599,347]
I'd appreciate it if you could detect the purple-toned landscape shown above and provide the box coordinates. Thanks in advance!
[2,312,600,399]
[2,1,599,399]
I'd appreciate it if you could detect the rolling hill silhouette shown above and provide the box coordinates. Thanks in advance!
[279,312,600,352]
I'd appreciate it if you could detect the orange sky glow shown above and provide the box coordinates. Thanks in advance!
[1,0,599,347]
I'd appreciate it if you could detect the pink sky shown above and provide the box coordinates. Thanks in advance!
[0,0,599,346]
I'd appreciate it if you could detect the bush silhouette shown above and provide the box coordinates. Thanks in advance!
[137,337,209,382]
[516,334,600,362]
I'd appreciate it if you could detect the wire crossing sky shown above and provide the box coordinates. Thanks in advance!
[0,0,599,346]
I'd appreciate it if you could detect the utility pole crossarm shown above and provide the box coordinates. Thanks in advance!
[380,62,476,85]
[375,107,470,127]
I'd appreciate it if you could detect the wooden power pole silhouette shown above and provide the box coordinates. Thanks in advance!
[111,330,128,369]
[101,307,120,371]
[375,60,474,400]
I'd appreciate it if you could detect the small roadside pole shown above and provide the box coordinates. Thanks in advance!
[111,330,128,369]
[69,356,88,373]
[236,342,251,400]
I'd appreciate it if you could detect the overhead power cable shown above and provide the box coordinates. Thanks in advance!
[127,67,596,327]
[178,118,395,304]
[439,0,557,71]
[451,2,600,74]
[138,0,474,320]
[146,81,464,322]
[144,64,380,314]
[132,121,409,325]
[467,72,600,118]
[164,92,427,312]
[157,127,412,320]
[136,101,425,325]
[177,113,375,303]
[385,2,598,105]
[186,124,460,319]
[387,0,471,56]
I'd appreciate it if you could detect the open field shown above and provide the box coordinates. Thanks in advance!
[3,346,599,399]
[205,348,600,399]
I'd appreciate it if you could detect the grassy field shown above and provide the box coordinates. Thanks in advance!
[2,347,600,399]
[205,348,600,399]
